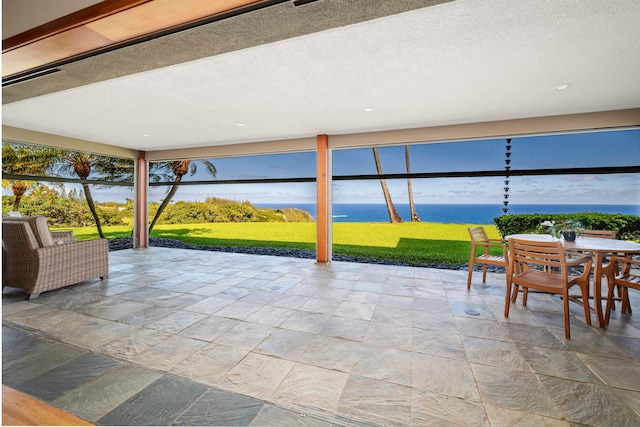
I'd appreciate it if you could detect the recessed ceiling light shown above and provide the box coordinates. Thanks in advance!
[555,83,571,90]
[142,134,149,137]
[363,107,374,112]
[236,123,245,127]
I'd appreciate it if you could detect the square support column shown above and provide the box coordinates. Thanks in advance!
[316,134,332,263]
[133,150,149,248]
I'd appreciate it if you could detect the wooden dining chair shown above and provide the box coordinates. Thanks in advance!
[567,229,621,308]
[505,238,592,339]
[605,255,640,325]
[467,227,508,290]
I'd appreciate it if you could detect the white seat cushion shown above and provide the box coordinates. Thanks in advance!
[22,216,55,247]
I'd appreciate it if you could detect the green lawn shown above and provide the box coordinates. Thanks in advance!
[60,222,503,265]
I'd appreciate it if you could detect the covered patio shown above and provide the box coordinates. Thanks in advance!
[3,248,640,426]
[3,1,640,425]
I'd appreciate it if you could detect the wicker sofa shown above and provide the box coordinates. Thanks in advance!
[2,216,108,299]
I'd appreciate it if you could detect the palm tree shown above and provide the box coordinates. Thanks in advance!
[56,151,133,238]
[2,141,60,211]
[372,147,403,223]
[148,159,217,233]
[405,145,420,222]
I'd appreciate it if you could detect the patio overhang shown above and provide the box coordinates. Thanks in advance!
[2,0,640,255]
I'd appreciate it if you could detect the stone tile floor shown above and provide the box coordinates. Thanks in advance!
[3,247,640,426]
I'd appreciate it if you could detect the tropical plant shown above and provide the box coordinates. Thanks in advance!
[55,151,133,238]
[1,141,60,211]
[541,219,584,239]
[372,147,402,223]
[405,145,420,222]
[148,159,217,233]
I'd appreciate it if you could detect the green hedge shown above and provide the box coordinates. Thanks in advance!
[493,212,640,241]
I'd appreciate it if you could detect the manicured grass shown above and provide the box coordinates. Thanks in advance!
[59,221,502,265]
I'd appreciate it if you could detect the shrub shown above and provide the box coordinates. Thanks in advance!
[493,212,640,241]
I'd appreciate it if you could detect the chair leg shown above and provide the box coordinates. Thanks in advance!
[605,281,618,326]
[562,289,571,339]
[482,264,487,283]
[511,285,520,302]
[581,283,591,326]
[504,281,512,318]
[621,287,632,314]
[467,260,474,290]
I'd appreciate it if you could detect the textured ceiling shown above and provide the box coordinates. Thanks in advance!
[3,0,640,152]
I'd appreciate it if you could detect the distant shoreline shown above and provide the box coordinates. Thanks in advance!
[256,203,640,224]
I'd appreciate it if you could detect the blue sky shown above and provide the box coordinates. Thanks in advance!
[143,129,639,205]
[24,129,639,205]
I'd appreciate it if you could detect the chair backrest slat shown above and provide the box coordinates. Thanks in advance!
[509,238,565,270]
[580,229,616,239]
[468,227,489,242]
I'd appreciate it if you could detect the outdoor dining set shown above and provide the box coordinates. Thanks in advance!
[468,226,640,339]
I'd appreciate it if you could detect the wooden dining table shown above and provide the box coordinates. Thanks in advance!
[506,234,640,327]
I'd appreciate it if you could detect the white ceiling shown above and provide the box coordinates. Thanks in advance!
[3,0,640,152]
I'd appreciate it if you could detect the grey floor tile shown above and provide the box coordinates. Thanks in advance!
[539,375,640,426]
[299,335,361,373]
[576,353,640,391]
[178,315,240,341]
[411,389,489,427]
[280,310,331,333]
[171,343,248,386]
[413,352,480,401]
[455,316,511,341]
[255,328,315,361]
[146,310,207,333]
[484,404,569,427]
[52,363,163,423]
[614,388,640,419]
[97,375,207,426]
[607,335,640,358]
[250,405,332,427]
[363,322,412,351]
[472,363,562,418]
[519,345,603,383]
[2,338,86,387]
[95,327,172,360]
[272,363,349,411]
[321,316,369,341]
[413,309,458,333]
[505,323,567,349]
[2,326,50,365]
[218,353,294,400]
[74,297,152,321]
[462,336,530,371]
[413,328,467,360]
[352,344,412,386]
[117,306,177,326]
[174,388,263,426]
[18,352,120,402]
[338,375,411,427]
[214,321,274,351]
[131,335,208,371]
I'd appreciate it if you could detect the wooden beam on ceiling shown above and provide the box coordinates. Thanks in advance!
[2,0,265,78]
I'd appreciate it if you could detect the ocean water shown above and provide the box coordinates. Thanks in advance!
[256,203,639,224]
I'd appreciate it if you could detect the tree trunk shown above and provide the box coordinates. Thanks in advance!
[405,146,420,222]
[148,181,180,233]
[372,147,403,223]
[11,180,27,211]
[82,183,104,239]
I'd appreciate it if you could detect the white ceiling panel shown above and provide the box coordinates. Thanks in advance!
[3,0,639,151]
